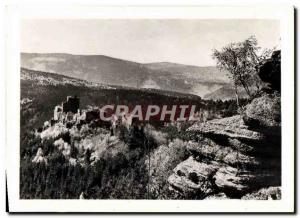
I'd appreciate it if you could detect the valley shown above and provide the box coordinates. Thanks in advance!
[21,53,233,99]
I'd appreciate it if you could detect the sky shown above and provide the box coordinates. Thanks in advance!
[21,19,280,66]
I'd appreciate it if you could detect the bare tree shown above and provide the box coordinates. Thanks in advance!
[212,36,272,106]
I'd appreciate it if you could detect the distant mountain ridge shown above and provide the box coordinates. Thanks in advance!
[21,52,235,99]
[21,67,203,99]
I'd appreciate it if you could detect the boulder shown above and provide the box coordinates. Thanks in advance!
[241,186,281,200]
[227,138,255,154]
[258,50,281,93]
[214,166,280,198]
[204,192,228,200]
[167,157,219,197]
[173,156,219,178]
[186,139,258,168]
[213,166,254,195]
[244,93,281,128]
[188,115,263,141]
[223,152,258,167]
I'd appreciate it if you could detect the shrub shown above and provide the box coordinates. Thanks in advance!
[147,139,189,199]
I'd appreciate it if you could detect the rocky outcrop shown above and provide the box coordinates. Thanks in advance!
[243,93,281,128]
[186,138,259,167]
[188,115,264,140]
[167,157,219,198]
[258,50,281,93]
[242,186,281,200]
[168,96,281,198]
[214,166,254,193]
[204,192,228,199]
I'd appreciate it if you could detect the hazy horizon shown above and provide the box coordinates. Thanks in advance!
[21,52,219,67]
[21,19,280,66]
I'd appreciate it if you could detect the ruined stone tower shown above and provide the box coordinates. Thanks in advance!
[62,96,80,113]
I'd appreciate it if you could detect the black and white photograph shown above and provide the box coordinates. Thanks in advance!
[5,4,295,213]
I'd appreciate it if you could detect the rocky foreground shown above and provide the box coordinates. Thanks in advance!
[166,93,281,199]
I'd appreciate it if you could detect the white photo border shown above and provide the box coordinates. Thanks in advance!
[5,3,295,213]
